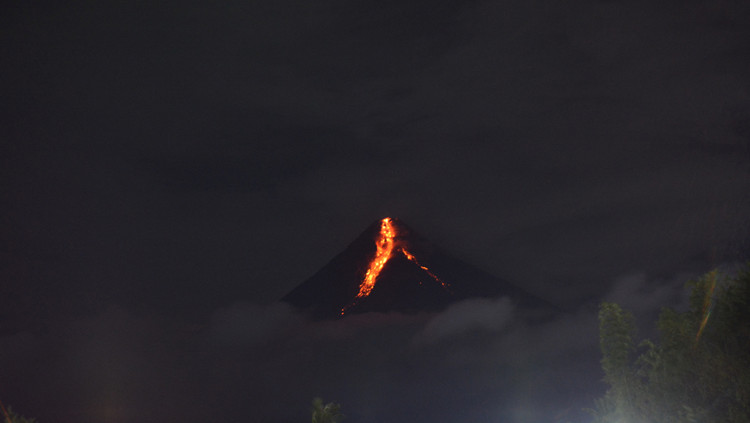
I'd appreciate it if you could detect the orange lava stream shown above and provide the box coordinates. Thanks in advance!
[401,248,450,289]
[355,217,397,299]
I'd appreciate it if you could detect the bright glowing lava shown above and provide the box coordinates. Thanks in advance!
[341,217,449,315]
[355,217,397,299]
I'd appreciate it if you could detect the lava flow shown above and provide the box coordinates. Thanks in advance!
[401,248,449,289]
[355,217,397,299]
[341,217,449,315]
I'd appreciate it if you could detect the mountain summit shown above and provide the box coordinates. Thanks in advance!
[281,217,552,319]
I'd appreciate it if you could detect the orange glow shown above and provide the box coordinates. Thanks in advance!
[356,217,397,299]
[340,217,451,315]
[401,248,450,289]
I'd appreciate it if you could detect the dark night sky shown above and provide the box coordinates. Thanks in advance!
[2,0,749,422]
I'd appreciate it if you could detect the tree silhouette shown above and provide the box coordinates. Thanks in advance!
[311,397,344,423]
[0,400,37,423]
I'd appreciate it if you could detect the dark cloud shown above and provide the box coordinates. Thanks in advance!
[414,296,515,344]
[209,301,303,346]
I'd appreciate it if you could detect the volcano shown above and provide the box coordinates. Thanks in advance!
[281,217,554,319]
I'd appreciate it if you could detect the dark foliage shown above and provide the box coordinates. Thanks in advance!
[591,264,750,422]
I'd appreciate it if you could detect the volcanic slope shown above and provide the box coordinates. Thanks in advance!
[281,218,556,319]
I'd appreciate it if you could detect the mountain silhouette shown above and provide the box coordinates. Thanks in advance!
[281,217,554,319]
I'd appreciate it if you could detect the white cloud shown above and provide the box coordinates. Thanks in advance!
[414,296,514,345]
